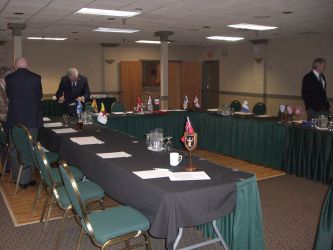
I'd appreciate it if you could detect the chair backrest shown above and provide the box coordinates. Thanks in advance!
[85,103,95,113]
[12,125,35,166]
[111,101,126,112]
[33,142,55,188]
[253,102,267,115]
[230,100,241,112]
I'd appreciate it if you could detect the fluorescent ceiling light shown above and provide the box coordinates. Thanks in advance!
[27,37,67,41]
[136,40,170,44]
[206,36,244,41]
[94,27,140,33]
[76,8,140,17]
[228,23,277,31]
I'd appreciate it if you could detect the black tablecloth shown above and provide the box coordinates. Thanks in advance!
[39,122,252,249]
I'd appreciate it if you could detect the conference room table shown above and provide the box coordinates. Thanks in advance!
[39,118,265,250]
[42,97,116,116]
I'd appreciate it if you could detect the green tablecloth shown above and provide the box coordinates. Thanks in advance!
[42,97,116,116]
[104,112,287,169]
[314,183,333,250]
[284,126,333,184]
[198,176,264,250]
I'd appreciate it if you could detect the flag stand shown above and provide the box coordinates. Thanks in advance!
[184,132,198,172]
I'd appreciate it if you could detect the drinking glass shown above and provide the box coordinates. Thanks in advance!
[163,136,173,151]
[63,113,69,126]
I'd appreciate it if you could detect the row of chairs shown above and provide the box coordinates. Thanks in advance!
[230,100,267,115]
[0,123,151,250]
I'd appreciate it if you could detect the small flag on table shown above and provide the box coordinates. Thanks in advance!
[147,96,153,112]
[97,102,107,124]
[137,97,143,112]
[183,95,189,110]
[76,100,83,115]
[91,98,98,113]
[241,99,250,113]
[181,116,195,143]
[194,95,200,108]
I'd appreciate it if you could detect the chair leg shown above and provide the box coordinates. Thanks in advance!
[1,154,7,181]
[14,165,23,195]
[40,195,50,223]
[32,182,43,210]
[76,227,84,250]
[54,207,70,250]
[144,231,152,250]
[44,197,54,230]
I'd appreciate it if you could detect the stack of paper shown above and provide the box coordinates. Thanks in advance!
[44,122,63,128]
[70,136,104,145]
[133,169,171,179]
[96,152,132,159]
[52,128,78,134]
[169,171,211,181]
[43,117,51,122]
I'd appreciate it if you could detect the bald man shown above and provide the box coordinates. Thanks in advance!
[5,57,43,188]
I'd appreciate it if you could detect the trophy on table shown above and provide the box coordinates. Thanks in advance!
[184,132,198,171]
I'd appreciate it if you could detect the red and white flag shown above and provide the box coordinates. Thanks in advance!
[137,97,143,112]
[181,116,195,143]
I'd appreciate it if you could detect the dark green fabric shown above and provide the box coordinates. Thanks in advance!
[252,102,266,115]
[314,183,333,250]
[230,100,241,112]
[12,126,35,166]
[111,102,126,112]
[50,166,84,185]
[198,176,264,250]
[284,126,333,184]
[45,151,58,164]
[82,206,150,245]
[101,112,287,169]
[85,104,95,113]
[42,97,116,116]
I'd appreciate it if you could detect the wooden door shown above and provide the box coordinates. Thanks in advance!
[180,62,201,109]
[168,62,180,109]
[120,61,142,110]
[202,60,219,109]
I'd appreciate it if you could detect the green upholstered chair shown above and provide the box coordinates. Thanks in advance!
[59,162,152,250]
[33,142,105,248]
[230,100,241,112]
[85,103,95,113]
[0,123,10,181]
[253,102,267,115]
[111,101,126,112]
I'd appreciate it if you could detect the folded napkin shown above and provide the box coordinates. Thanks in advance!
[96,152,132,159]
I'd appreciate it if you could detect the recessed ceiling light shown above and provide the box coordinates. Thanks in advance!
[203,26,210,29]
[72,31,78,33]
[228,23,277,31]
[14,12,24,15]
[136,40,170,44]
[206,36,244,41]
[27,37,67,41]
[94,27,140,33]
[254,15,270,19]
[75,8,140,17]
[283,11,293,14]
[107,17,115,21]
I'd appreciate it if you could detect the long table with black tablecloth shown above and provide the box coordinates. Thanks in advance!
[103,112,288,170]
[39,121,264,250]
[42,97,116,116]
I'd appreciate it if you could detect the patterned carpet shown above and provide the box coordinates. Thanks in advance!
[0,174,328,250]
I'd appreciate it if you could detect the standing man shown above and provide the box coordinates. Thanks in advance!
[55,68,90,115]
[5,57,43,188]
[302,58,330,120]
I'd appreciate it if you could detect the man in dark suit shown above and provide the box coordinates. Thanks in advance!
[55,68,90,115]
[5,57,42,187]
[302,58,330,120]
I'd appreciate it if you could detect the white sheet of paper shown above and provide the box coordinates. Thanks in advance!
[96,152,132,159]
[133,169,171,179]
[70,136,104,145]
[52,128,78,134]
[112,112,126,115]
[44,122,63,128]
[43,117,51,122]
[169,171,211,181]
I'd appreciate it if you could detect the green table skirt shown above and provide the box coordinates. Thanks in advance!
[314,183,333,250]
[284,126,333,184]
[198,176,264,250]
[42,97,116,116]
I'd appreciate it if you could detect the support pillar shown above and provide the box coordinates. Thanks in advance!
[8,23,26,63]
[154,31,174,109]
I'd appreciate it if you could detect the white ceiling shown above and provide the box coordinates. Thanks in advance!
[0,0,333,45]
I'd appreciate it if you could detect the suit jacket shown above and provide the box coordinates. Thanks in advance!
[301,71,330,111]
[5,68,43,128]
[55,74,90,107]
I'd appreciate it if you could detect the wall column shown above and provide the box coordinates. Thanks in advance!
[155,31,174,109]
[7,23,26,63]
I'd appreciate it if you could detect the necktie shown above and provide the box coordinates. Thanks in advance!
[319,75,325,89]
